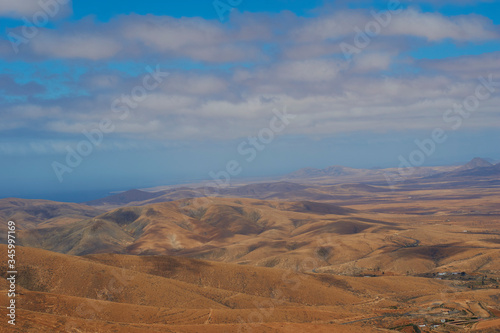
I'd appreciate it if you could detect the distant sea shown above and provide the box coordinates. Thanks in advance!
[0,189,124,204]
[1,179,195,204]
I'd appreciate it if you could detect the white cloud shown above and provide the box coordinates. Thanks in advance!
[120,15,262,62]
[45,121,88,133]
[2,5,500,145]
[6,8,499,62]
[386,9,499,41]
[0,0,72,19]
[291,8,499,44]
[31,33,122,60]
[270,59,344,82]
[124,16,225,51]
[166,75,227,96]
[291,11,367,42]
[0,0,45,17]
[114,120,162,134]
[352,52,392,72]
[420,52,500,78]
[141,94,198,114]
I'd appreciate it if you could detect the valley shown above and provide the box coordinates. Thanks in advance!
[1,159,499,332]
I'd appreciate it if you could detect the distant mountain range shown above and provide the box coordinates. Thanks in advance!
[81,157,500,208]
[284,164,454,182]
[85,189,163,207]
[285,166,362,178]
[83,182,337,208]
[454,157,493,172]
[285,157,498,180]
[423,157,500,180]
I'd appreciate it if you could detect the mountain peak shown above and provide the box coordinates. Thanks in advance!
[455,157,493,172]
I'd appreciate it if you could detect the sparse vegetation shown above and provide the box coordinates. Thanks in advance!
[17,265,48,292]
[101,207,142,225]
[185,206,207,219]
[263,257,280,267]
[316,246,331,261]
[232,205,244,215]
[244,209,262,223]
[286,241,304,251]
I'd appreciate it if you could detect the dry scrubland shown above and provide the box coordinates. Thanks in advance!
[1,162,500,332]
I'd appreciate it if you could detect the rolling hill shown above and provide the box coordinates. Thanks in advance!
[82,159,497,210]
[1,244,498,332]
[0,198,103,230]
[2,160,500,331]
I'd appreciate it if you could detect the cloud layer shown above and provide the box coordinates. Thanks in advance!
[1,2,500,155]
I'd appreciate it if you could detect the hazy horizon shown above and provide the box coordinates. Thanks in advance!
[2,154,498,203]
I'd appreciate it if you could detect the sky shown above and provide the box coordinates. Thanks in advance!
[0,0,499,202]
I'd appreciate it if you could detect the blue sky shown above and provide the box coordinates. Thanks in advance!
[0,0,499,201]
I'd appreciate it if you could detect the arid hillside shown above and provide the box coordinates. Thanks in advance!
[1,160,500,332]
[0,198,103,232]
[12,189,500,279]
[1,245,499,332]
